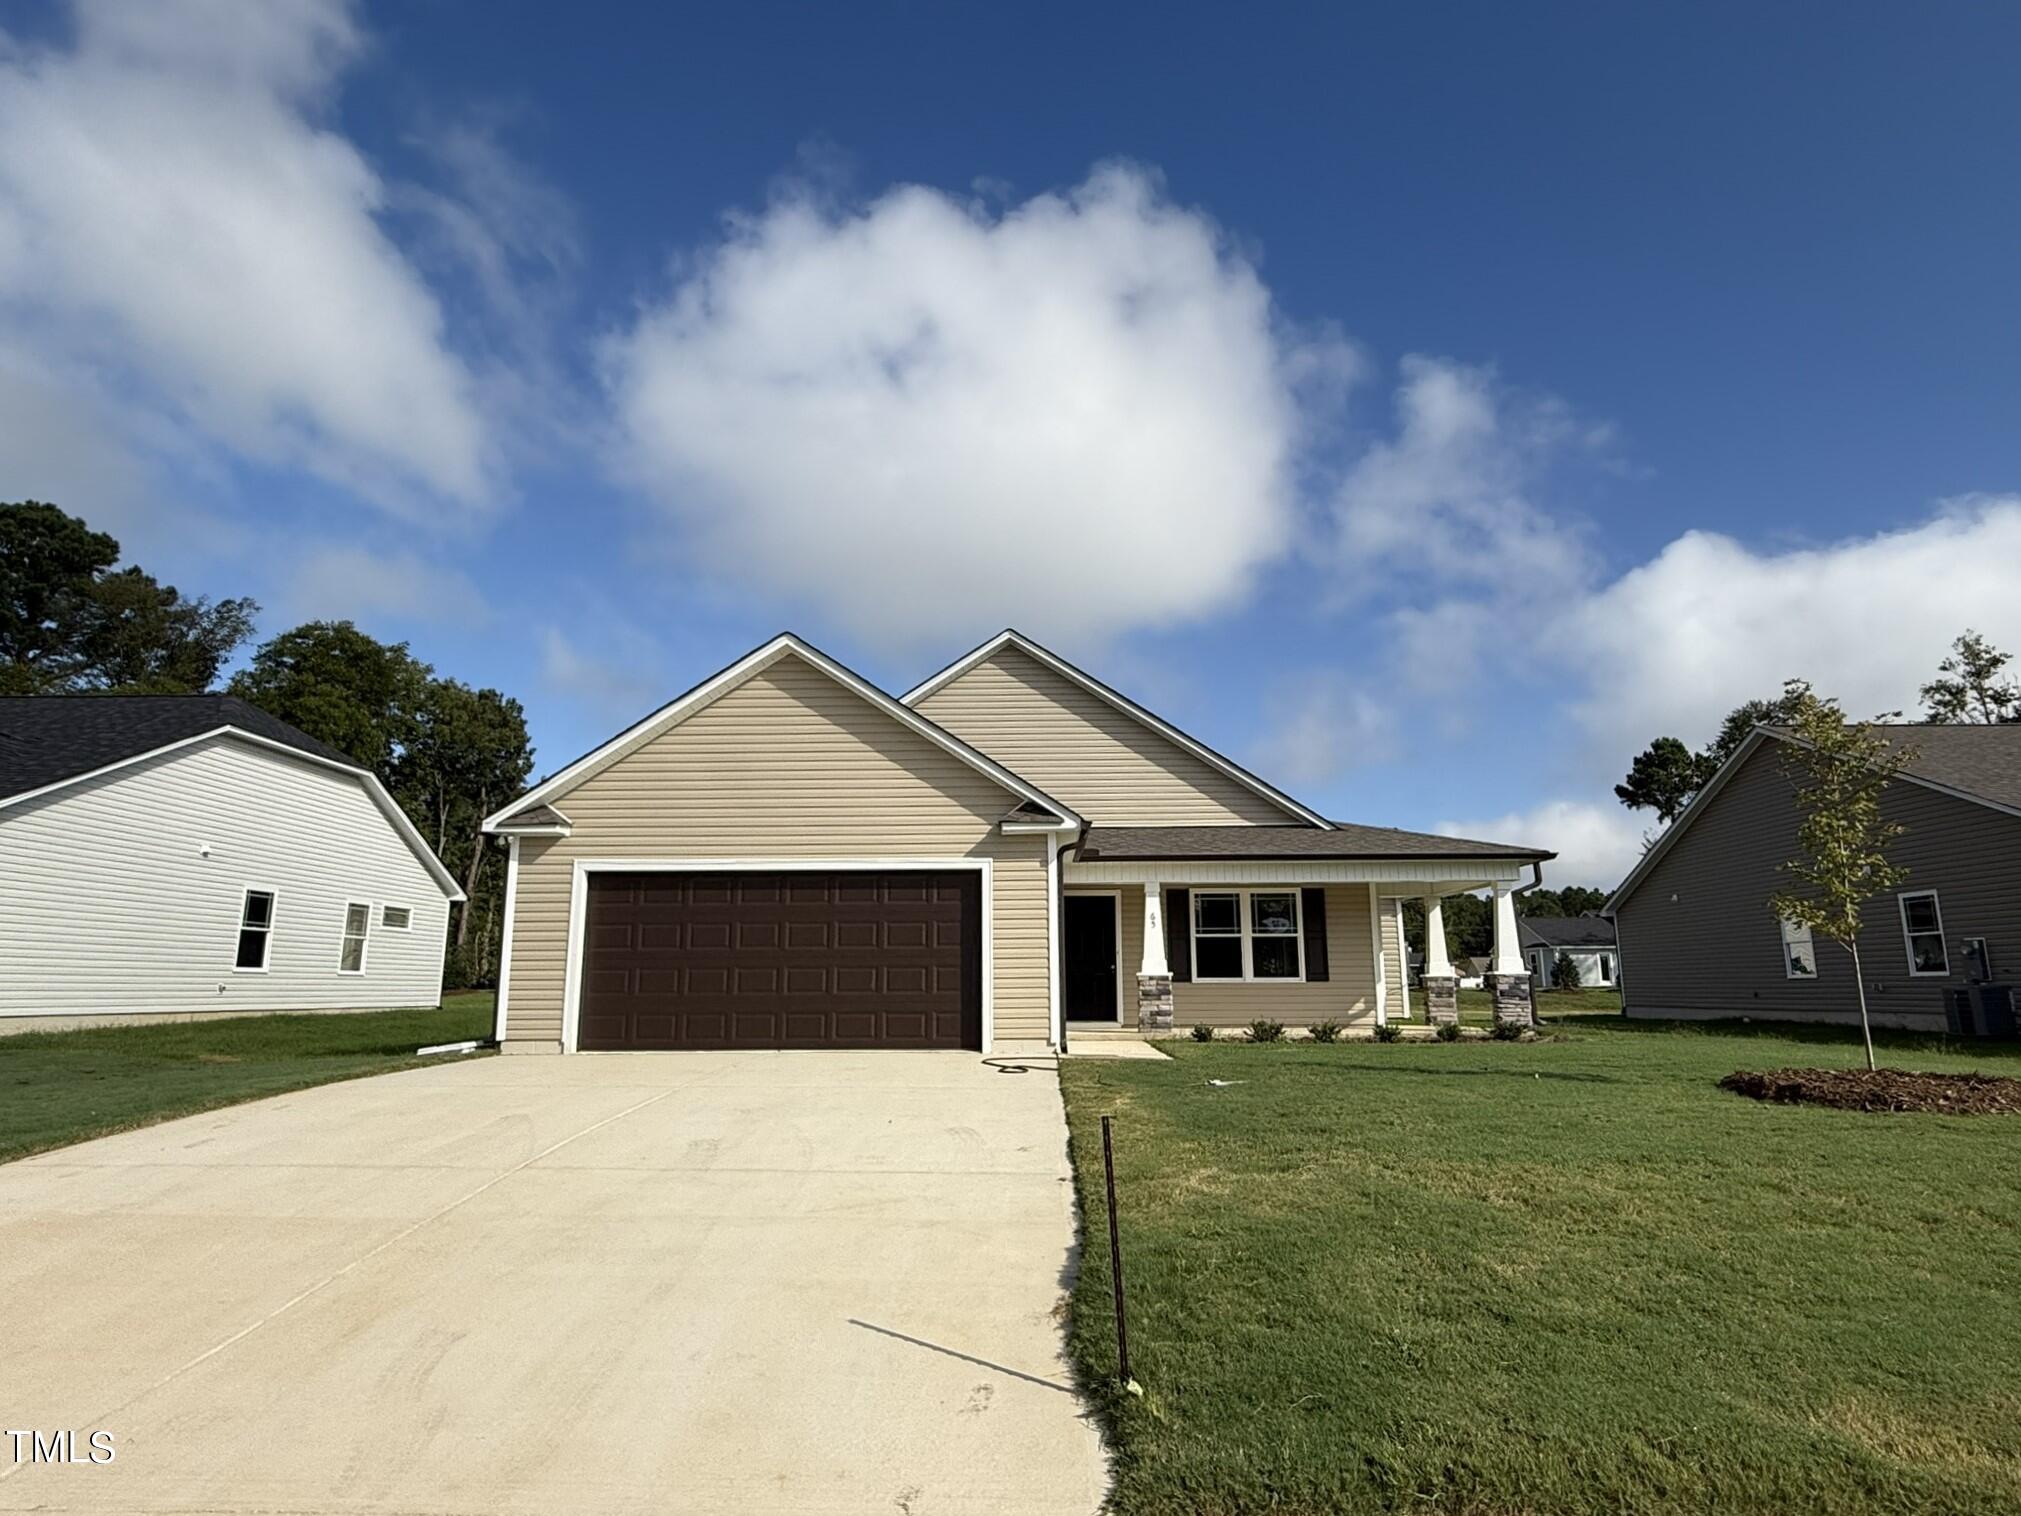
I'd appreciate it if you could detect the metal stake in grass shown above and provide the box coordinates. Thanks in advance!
[1100,1114,1139,1394]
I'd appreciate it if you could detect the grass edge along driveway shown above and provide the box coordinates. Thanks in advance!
[1059,1017,2021,1516]
[0,994,495,1164]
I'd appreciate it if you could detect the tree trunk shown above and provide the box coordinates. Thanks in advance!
[456,827,486,948]
[1848,938,1877,1073]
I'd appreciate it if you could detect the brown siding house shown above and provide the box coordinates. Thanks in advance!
[1609,725,2021,1033]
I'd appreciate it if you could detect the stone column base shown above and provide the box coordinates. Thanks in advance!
[1421,974,1459,1025]
[1485,972,1534,1028]
[1136,973,1174,1033]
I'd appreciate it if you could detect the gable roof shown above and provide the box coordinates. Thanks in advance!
[1606,721,2021,913]
[1518,915,1616,949]
[484,633,1082,833]
[900,629,1332,829]
[1078,823,1551,862]
[0,695,463,900]
[0,695,355,799]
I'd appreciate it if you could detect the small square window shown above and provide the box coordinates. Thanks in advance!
[1195,937,1244,979]
[382,905,411,930]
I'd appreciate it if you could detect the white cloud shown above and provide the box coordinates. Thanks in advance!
[1331,356,1603,600]
[1437,800,1648,892]
[0,0,491,512]
[285,544,490,628]
[1252,672,1394,785]
[536,626,665,720]
[1555,495,2021,773]
[604,162,1355,646]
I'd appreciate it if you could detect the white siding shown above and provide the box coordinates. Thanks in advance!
[0,736,451,1020]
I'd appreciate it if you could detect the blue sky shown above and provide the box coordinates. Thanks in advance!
[3,0,2017,885]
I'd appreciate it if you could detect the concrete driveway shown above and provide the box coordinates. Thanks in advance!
[0,1052,1108,1515]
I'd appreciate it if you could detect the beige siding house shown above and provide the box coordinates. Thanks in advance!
[1609,725,2021,1034]
[486,630,1550,1053]
[0,696,464,1034]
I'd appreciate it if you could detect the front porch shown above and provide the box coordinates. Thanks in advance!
[1060,828,1547,1039]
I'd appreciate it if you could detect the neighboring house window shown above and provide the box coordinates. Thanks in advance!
[1779,918,1817,979]
[1898,892,1949,976]
[339,902,371,974]
[1192,889,1303,981]
[1598,953,1614,983]
[382,905,411,930]
[235,890,275,971]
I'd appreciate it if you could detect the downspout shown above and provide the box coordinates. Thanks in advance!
[1514,858,1546,1023]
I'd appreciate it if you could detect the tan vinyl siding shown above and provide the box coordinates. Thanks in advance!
[1617,737,2021,1030]
[0,737,449,1023]
[502,654,1051,1047]
[1380,897,1408,1017]
[1107,882,1377,1028]
[915,643,1294,826]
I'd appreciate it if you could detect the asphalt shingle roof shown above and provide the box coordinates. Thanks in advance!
[1518,915,1617,949]
[0,695,357,801]
[1077,823,1551,862]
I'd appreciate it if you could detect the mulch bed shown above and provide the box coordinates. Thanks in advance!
[1720,1067,2021,1115]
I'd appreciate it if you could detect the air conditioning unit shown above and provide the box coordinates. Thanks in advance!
[1947,984,2017,1039]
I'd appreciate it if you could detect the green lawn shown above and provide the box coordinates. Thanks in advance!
[0,993,495,1164]
[1459,984,1622,1026]
[1060,1016,2021,1515]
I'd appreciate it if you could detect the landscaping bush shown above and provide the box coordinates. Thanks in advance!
[1434,1020,1463,1042]
[1490,1017,1527,1041]
[1246,1019,1285,1043]
[1308,1020,1341,1043]
[1372,1019,1402,1043]
[1552,951,1583,990]
[1190,1024,1215,1042]
[441,941,474,993]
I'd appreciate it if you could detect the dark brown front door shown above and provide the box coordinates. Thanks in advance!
[577,870,981,1050]
[1063,894,1119,1022]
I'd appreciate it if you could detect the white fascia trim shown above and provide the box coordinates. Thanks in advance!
[484,634,1080,833]
[1001,819,1080,835]
[900,629,1332,829]
[0,725,465,902]
[494,835,520,1043]
[557,857,996,1054]
[1065,858,1528,887]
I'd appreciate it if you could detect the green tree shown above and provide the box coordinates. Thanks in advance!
[1766,680,1913,1073]
[1614,736,1713,824]
[1551,951,1583,991]
[1920,629,2019,724]
[1519,885,1610,917]
[394,679,533,949]
[228,621,430,768]
[0,501,256,694]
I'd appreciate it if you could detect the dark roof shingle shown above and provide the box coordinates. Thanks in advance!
[1517,915,1617,949]
[1076,823,1551,862]
[0,695,357,801]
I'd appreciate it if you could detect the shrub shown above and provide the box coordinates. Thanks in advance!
[1434,1020,1463,1042]
[1552,951,1583,991]
[1372,1019,1403,1043]
[1491,1017,1528,1041]
[1247,1019,1285,1043]
[1190,1023,1215,1042]
[1308,1020,1341,1044]
[442,941,474,993]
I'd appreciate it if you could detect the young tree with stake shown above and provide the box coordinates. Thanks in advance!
[1766,681,1914,1074]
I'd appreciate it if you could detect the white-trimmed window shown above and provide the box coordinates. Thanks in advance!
[1779,917,1817,979]
[1898,892,1948,976]
[1192,889,1303,982]
[339,902,371,974]
[382,905,412,931]
[234,889,275,972]
[1598,953,1615,984]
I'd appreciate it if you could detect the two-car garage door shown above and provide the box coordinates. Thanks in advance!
[577,870,982,1050]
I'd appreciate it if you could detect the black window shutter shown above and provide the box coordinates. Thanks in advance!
[1302,887,1330,981]
[1165,888,1191,982]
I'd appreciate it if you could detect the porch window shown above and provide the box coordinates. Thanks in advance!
[1192,889,1303,982]
[1779,917,1817,979]
[1898,892,1948,976]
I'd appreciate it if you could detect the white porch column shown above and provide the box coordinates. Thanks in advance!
[1136,881,1174,1033]
[1422,895,1453,978]
[1490,886,1524,975]
[1141,880,1170,976]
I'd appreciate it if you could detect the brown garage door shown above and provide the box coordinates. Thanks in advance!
[577,870,981,1050]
